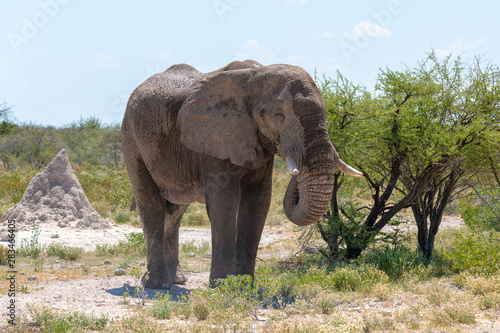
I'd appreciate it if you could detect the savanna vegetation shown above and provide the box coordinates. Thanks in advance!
[1,52,499,332]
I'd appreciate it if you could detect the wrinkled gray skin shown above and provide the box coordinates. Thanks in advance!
[121,60,361,289]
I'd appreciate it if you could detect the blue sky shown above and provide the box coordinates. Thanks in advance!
[1,0,499,126]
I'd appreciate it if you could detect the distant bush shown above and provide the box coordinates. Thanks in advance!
[95,232,146,256]
[443,230,500,276]
[0,245,8,265]
[46,244,83,261]
[458,197,500,232]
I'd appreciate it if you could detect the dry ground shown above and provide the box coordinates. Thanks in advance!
[2,216,500,332]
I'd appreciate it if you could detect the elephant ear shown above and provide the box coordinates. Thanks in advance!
[177,69,265,169]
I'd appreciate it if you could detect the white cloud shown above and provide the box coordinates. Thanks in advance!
[90,54,119,68]
[235,40,276,63]
[322,31,335,39]
[435,38,487,58]
[323,57,345,72]
[466,38,487,49]
[344,20,391,39]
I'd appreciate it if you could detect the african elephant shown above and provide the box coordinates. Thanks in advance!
[121,60,362,289]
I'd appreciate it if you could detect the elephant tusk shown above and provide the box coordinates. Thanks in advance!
[336,159,363,177]
[285,158,299,175]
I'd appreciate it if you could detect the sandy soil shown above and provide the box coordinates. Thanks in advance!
[3,216,500,332]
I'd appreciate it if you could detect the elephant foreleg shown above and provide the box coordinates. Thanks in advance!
[235,165,273,277]
[201,157,241,285]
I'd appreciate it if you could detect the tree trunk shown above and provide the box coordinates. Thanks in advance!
[412,166,461,261]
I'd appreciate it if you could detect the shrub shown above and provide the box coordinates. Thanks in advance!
[360,245,426,280]
[330,267,362,291]
[17,221,44,259]
[46,244,84,260]
[0,245,8,265]
[27,303,108,332]
[150,293,173,319]
[458,198,500,232]
[443,230,500,275]
[114,211,130,223]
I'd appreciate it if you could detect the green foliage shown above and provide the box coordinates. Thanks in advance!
[316,199,371,260]
[0,169,37,207]
[17,221,44,258]
[458,196,500,232]
[0,121,18,135]
[443,230,500,275]
[46,244,84,260]
[329,266,362,291]
[95,232,146,256]
[180,240,210,258]
[321,52,500,260]
[359,245,428,280]
[0,245,8,265]
[0,116,122,170]
[149,293,173,319]
[27,303,108,332]
[189,275,260,321]
[76,165,133,211]
[114,211,131,223]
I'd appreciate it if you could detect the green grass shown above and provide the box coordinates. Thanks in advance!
[26,303,109,332]
[46,243,84,261]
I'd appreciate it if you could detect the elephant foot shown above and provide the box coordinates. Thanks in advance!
[173,274,187,284]
[174,265,187,284]
[141,272,172,289]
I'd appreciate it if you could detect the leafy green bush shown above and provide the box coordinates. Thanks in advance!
[189,275,260,320]
[27,303,108,332]
[360,245,427,280]
[95,232,146,256]
[114,211,131,223]
[46,244,83,261]
[17,222,44,258]
[149,293,173,319]
[0,245,8,265]
[329,266,362,291]
[458,198,500,232]
[443,230,500,276]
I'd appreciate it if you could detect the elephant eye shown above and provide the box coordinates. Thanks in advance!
[259,109,266,117]
[274,112,285,122]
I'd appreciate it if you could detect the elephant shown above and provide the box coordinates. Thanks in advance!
[121,60,362,289]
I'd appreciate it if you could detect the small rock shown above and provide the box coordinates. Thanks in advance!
[104,260,112,265]
[283,219,288,223]
[55,260,59,263]
[301,245,319,254]
[51,234,59,238]
[114,268,127,276]
[277,229,283,234]
[188,252,195,257]
[58,220,69,228]
[0,232,9,241]
[138,261,146,267]
[27,276,37,281]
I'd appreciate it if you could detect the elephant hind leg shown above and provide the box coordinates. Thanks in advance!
[163,201,189,286]
[124,151,170,288]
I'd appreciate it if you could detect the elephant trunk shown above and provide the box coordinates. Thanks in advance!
[283,127,336,226]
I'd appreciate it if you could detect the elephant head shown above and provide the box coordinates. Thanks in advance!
[177,60,362,226]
